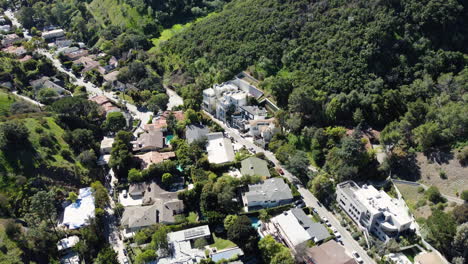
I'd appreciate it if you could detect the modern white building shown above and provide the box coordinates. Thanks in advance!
[206,132,235,164]
[271,208,330,248]
[336,181,413,242]
[61,187,95,230]
[157,225,211,264]
[215,90,247,122]
[42,29,65,40]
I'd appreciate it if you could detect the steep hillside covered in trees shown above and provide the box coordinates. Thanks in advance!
[155,0,467,148]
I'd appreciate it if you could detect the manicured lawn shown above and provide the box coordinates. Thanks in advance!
[210,234,236,250]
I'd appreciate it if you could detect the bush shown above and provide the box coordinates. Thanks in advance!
[351,232,360,240]
[425,186,446,204]
[461,190,468,202]
[415,199,427,209]
[61,149,73,161]
[439,170,447,179]
[194,238,208,249]
[456,146,468,164]
[417,186,425,193]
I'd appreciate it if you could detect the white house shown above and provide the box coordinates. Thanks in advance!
[206,132,235,164]
[336,181,413,242]
[61,188,95,229]
[42,29,65,40]
[271,209,330,248]
[157,225,211,264]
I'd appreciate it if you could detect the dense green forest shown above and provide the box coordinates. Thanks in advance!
[154,0,467,149]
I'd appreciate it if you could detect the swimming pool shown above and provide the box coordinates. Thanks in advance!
[249,217,262,229]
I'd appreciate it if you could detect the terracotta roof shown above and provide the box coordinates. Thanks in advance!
[89,95,111,105]
[145,111,185,131]
[135,151,176,169]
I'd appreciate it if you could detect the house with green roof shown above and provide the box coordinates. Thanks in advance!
[240,157,271,178]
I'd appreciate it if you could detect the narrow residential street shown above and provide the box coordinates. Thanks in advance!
[203,110,376,264]
[36,49,153,137]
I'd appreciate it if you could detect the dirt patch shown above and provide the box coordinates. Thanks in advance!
[416,151,468,197]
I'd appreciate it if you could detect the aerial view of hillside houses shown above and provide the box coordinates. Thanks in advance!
[0,1,467,264]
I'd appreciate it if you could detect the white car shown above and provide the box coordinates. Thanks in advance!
[330,226,338,233]
[352,251,364,263]
[334,231,341,238]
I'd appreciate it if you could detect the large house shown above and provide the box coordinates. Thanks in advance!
[336,181,413,242]
[185,124,209,144]
[240,156,271,178]
[206,132,235,164]
[242,178,293,211]
[157,225,211,264]
[133,130,165,152]
[135,151,176,170]
[145,111,185,132]
[57,236,80,264]
[30,77,68,96]
[1,33,21,47]
[42,29,65,40]
[246,118,279,147]
[271,208,330,248]
[303,240,357,264]
[122,182,184,236]
[61,188,95,230]
[121,199,184,234]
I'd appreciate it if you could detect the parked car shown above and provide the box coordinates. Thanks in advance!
[334,231,341,238]
[123,249,128,256]
[123,258,130,264]
[312,207,318,214]
[276,167,284,175]
[295,200,306,208]
[122,190,128,198]
[352,251,364,263]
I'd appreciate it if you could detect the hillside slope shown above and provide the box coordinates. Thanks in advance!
[156,0,468,129]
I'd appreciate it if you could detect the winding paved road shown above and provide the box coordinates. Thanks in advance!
[203,110,376,264]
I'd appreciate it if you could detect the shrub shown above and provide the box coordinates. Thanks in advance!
[352,232,360,240]
[461,190,468,202]
[194,238,208,249]
[415,199,427,209]
[417,186,425,193]
[439,170,447,179]
[456,146,468,164]
[61,149,73,161]
[425,186,446,204]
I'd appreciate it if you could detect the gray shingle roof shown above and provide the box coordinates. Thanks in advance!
[240,157,270,178]
[185,124,209,144]
[245,178,293,204]
[121,198,184,229]
[291,208,330,242]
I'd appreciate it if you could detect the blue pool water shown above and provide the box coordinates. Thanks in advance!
[166,135,174,144]
[249,217,262,229]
